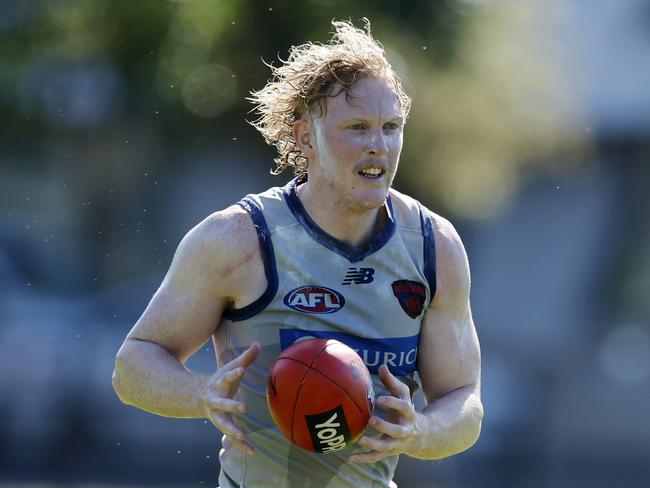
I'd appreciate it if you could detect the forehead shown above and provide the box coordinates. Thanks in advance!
[324,77,402,120]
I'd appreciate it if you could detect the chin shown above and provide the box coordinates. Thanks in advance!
[354,190,389,210]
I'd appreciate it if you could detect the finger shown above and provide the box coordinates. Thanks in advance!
[376,396,416,420]
[212,367,245,394]
[230,438,255,456]
[209,412,246,442]
[357,434,400,453]
[349,450,388,463]
[222,367,245,383]
[220,433,255,456]
[219,430,256,456]
[223,343,261,371]
[205,395,247,414]
[368,416,413,439]
[378,365,410,399]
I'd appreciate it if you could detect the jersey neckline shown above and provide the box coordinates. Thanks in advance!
[282,176,396,263]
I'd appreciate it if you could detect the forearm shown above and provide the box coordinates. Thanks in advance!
[407,385,483,460]
[112,338,210,418]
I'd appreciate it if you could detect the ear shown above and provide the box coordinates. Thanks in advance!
[292,115,316,160]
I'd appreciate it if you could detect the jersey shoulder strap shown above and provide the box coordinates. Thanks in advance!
[388,188,437,300]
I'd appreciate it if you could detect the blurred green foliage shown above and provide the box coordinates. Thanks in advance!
[1,0,591,217]
[0,0,597,289]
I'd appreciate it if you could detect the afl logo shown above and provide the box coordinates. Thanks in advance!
[283,285,346,314]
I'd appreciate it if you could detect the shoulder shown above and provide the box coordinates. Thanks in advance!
[388,189,467,265]
[180,204,257,258]
[419,206,471,311]
[167,204,260,295]
[387,188,470,304]
[387,187,423,229]
[387,188,470,297]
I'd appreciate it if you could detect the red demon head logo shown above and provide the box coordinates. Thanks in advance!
[391,280,426,319]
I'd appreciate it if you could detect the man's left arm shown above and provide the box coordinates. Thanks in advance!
[351,215,483,462]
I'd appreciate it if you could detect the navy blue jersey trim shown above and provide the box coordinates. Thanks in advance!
[221,197,278,322]
[419,206,437,300]
[283,177,396,263]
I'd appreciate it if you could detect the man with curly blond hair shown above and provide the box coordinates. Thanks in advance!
[113,20,482,488]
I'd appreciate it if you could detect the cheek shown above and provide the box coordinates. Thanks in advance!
[327,132,364,157]
[389,133,403,156]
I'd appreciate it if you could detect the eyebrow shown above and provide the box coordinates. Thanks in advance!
[342,116,404,124]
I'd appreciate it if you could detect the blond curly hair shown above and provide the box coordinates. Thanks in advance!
[248,19,411,175]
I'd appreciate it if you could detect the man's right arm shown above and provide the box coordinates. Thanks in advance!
[112,205,261,454]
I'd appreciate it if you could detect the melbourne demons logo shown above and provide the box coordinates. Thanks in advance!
[391,280,426,319]
[283,285,346,314]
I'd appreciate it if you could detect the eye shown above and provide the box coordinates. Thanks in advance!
[349,124,366,130]
[383,122,400,130]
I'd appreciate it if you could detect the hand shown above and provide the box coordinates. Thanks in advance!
[199,342,261,455]
[349,364,419,463]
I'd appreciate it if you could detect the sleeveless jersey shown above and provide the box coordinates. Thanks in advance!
[215,177,436,488]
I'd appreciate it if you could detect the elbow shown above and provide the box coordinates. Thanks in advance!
[445,396,483,458]
[465,399,484,450]
[111,365,125,403]
[467,401,484,449]
[112,347,133,406]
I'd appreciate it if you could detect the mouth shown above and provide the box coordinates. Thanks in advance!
[357,166,386,179]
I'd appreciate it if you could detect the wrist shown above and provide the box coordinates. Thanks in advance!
[404,411,429,457]
[190,372,212,419]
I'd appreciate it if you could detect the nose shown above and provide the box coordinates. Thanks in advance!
[367,129,388,156]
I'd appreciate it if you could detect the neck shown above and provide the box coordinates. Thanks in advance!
[297,180,388,247]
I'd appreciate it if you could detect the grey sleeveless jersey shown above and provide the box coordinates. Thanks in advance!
[215,177,436,488]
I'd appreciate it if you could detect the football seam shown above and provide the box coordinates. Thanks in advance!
[304,366,366,419]
[286,359,313,444]
[286,341,331,443]
[310,346,367,418]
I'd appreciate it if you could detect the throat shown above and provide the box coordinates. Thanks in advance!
[322,210,387,247]
[297,184,388,247]
[336,212,386,247]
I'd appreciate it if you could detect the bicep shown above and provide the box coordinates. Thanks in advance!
[126,280,226,364]
[416,213,481,402]
[125,218,233,364]
[417,304,480,402]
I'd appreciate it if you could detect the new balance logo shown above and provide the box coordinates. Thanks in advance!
[342,267,375,285]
